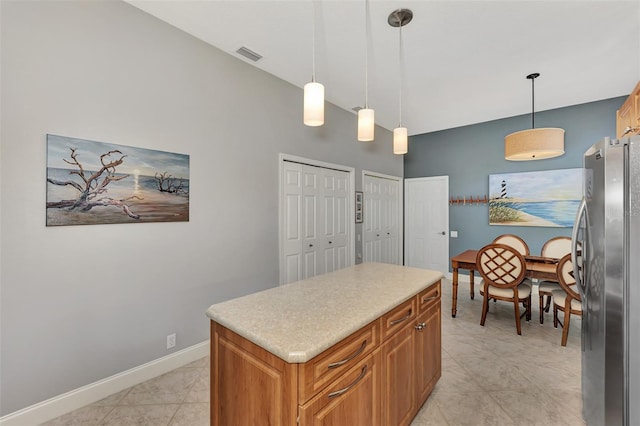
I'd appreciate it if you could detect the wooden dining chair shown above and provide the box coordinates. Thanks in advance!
[492,234,530,256]
[476,243,532,335]
[552,254,582,346]
[537,236,572,324]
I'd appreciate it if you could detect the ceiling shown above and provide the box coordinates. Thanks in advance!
[126,0,640,136]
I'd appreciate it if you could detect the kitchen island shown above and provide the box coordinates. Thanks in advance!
[207,262,443,426]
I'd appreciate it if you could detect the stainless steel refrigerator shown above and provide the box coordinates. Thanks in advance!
[572,136,639,426]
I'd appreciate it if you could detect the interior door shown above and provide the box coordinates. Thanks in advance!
[282,161,304,283]
[281,158,352,284]
[319,167,349,274]
[363,173,402,265]
[404,176,449,274]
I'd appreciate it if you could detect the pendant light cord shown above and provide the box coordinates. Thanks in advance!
[531,75,535,129]
[398,18,403,126]
[312,0,317,83]
[364,0,370,108]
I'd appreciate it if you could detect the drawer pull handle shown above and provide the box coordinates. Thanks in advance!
[328,365,367,399]
[389,309,412,326]
[422,295,438,303]
[328,340,367,369]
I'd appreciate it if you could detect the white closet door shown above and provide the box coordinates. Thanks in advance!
[282,161,303,283]
[363,174,401,265]
[322,168,349,274]
[281,161,351,284]
[302,165,324,278]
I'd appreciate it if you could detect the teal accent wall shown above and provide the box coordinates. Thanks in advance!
[404,96,625,264]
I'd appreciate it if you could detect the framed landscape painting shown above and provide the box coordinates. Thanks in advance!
[46,134,190,226]
[488,168,583,227]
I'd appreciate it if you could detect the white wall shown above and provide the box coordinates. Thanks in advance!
[0,0,401,415]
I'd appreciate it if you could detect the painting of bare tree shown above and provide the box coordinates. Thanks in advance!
[46,134,189,226]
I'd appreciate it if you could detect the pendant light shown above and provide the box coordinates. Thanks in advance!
[504,73,565,160]
[388,9,412,155]
[357,0,374,141]
[304,0,324,127]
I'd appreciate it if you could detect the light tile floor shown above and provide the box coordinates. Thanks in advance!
[42,279,584,426]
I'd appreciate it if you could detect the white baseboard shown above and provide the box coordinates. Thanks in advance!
[0,340,210,426]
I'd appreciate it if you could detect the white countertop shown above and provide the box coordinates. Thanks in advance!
[206,262,443,363]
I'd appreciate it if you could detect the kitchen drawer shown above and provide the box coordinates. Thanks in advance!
[381,297,416,339]
[298,321,379,404]
[299,351,381,426]
[417,280,441,312]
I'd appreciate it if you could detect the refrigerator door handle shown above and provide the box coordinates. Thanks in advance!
[572,197,587,300]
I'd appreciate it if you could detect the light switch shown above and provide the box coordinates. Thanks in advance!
[450,231,458,238]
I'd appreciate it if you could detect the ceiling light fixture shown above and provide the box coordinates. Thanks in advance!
[304,0,324,127]
[388,9,412,155]
[358,0,374,141]
[504,73,565,161]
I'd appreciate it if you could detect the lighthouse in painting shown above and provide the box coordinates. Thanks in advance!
[500,180,507,199]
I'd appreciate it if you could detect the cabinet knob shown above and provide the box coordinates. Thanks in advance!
[329,241,332,244]
[414,322,426,332]
[309,244,314,247]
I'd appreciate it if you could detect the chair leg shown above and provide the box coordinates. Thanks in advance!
[527,295,532,321]
[561,306,572,346]
[544,295,552,313]
[553,305,559,328]
[539,294,544,324]
[513,299,522,335]
[480,294,489,326]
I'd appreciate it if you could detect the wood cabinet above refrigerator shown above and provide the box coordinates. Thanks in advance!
[616,80,640,138]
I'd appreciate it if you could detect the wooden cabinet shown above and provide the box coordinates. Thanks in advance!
[381,322,416,426]
[415,301,441,406]
[210,279,441,426]
[299,352,381,426]
[211,325,298,426]
[616,81,640,138]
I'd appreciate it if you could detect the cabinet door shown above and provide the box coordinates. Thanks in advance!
[415,301,441,407]
[212,324,297,426]
[381,323,416,426]
[634,93,640,134]
[299,352,380,426]
[617,96,635,138]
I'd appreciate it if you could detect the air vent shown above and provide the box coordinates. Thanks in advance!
[236,46,262,62]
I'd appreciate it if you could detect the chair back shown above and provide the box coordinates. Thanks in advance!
[492,234,530,256]
[556,253,581,302]
[541,236,571,259]
[476,244,526,289]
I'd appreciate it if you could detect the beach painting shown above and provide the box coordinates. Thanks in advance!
[46,134,189,226]
[489,168,583,227]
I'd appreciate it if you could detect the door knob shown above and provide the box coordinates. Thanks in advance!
[309,244,313,247]
[329,241,332,244]
[439,231,446,235]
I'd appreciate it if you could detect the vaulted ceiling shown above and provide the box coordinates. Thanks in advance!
[126,0,640,135]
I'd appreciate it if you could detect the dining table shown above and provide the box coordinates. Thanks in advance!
[450,249,559,317]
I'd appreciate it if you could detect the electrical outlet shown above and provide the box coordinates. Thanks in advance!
[166,333,176,349]
[450,231,458,238]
